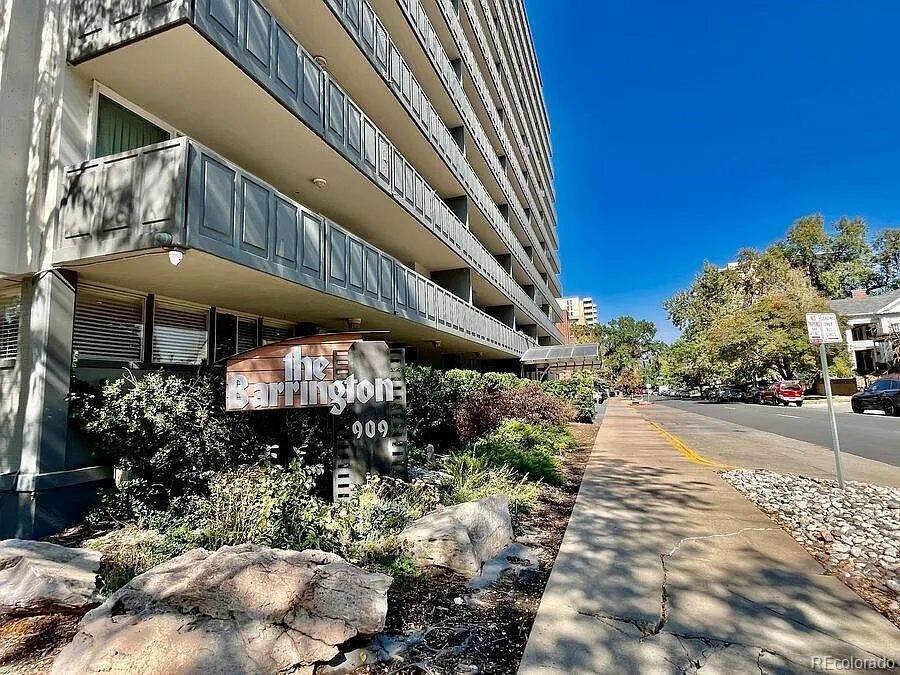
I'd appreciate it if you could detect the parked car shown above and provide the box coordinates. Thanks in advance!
[760,381,804,407]
[716,385,746,402]
[747,384,768,404]
[851,378,900,416]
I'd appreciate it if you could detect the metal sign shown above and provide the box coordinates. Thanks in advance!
[806,313,843,345]
[225,333,407,499]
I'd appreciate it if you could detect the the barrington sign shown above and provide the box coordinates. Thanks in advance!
[225,333,394,414]
[225,332,408,500]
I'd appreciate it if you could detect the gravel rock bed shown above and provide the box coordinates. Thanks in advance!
[722,469,900,627]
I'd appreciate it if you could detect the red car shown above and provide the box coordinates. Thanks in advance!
[760,381,804,407]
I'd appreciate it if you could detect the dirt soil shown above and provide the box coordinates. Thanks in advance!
[357,421,598,675]
[0,614,81,675]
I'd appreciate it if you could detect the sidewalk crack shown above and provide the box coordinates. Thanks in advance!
[664,527,778,558]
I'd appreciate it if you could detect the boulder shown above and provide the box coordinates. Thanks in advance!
[398,494,514,576]
[0,539,102,616]
[51,545,392,675]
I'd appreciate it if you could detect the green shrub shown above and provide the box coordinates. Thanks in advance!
[541,371,596,422]
[403,365,460,450]
[453,384,567,443]
[473,420,574,483]
[439,452,541,513]
[75,371,266,517]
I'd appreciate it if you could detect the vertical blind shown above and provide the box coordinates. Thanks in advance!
[153,303,209,364]
[0,292,21,361]
[73,290,144,361]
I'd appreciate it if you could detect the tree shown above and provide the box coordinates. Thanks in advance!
[570,317,664,392]
[819,216,875,297]
[781,214,829,293]
[873,229,900,291]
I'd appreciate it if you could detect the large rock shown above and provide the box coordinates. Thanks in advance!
[0,539,102,615]
[51,545,392,675]
[399,494,514,576]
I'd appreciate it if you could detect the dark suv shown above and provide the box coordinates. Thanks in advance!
[851,378,900,416]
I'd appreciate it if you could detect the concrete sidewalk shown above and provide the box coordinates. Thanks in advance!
[519,400,900,673]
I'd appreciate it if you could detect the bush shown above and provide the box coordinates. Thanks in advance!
[85,527,176,594]
[439,452,541,513]
[453,384,568,443]
[474,420,575,483]
[75,370,266,517]
[541,371,597,422]
[404,365,460,450]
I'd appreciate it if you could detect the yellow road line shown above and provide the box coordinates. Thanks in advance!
[647,420,731,469]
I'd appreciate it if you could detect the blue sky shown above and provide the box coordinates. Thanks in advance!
[526,1,900,342]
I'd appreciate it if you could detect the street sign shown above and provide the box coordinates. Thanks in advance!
[806,312,843,345]
[804,314,846,488]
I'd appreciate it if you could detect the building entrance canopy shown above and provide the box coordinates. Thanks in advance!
[520,344,603,379]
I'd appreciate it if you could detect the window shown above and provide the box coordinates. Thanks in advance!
[0,289,21,363]
[153,302,208,365]
[94,94,169,158]
[73,289,144,361]
[851,324,875,341]
[214,311,259,361]
[262,323,292,345]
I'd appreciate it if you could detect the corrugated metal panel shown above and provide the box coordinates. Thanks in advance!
[0,292,21,361]
[73,289,144,361]
[153,302,208,364]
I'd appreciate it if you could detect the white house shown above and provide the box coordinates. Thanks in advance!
[829,289,900,376]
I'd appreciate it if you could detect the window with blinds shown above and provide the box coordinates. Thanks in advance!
[73,290,144,361]
[0,291,21,361]
[237,318,257,354]
[153,303,208,364]
[262,324,292,345]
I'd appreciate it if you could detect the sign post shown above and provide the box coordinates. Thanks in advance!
[805,312,845,488]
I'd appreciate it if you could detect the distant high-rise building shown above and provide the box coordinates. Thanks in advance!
[557,297,598,326]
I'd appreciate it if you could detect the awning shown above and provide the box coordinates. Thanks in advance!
[520,344,602,369]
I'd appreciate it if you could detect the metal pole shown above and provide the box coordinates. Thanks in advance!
[819,342,845,488]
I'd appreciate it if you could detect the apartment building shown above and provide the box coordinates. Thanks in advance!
[557,297,598,326]
[0,0,563,537]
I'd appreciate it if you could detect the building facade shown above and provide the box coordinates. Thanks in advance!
[557,296,598,326]
[0,0,563,537]
[830,289,900,379]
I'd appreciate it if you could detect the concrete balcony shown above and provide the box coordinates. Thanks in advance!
[68,0,560,343]
[57,138,535,357]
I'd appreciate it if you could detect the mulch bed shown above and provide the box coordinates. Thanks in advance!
[359,421,598,674]
[0,614,81,675]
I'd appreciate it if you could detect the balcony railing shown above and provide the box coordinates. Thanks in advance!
[57,138,535,356]
[68,0,561,342]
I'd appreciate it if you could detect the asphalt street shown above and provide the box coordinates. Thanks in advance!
[655,397,900,467]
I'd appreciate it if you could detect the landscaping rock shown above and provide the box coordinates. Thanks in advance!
[399,494,514,576]
[0,539,102,616]
[51,545,392,675]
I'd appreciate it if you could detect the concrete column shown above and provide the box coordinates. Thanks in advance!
[523,245,534,262]
[432,267,472,303]
[486,305,516,329]
[19,269,77,476]
[1,270,111,539]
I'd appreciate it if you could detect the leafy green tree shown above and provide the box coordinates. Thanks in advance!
[781,214,829,293]
[873,228,900,291]
[819,216,875,297]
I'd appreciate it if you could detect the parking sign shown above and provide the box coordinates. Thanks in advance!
[805,312,842,345]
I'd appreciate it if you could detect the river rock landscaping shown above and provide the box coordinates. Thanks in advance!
[722,468,900,628]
